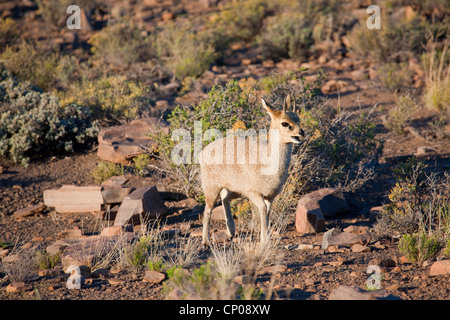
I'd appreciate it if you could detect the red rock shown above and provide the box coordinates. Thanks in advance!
[100,225,132,237]
[114,186,168,226]
[97,118,169,164]
[6,282,26,293]
[13,203,45,219]
[295,199,325,234]
[44,185,104,213]
[57,229,82,239]
[143,270,166,284]
[430,260,450,276]
[304,188,348,217]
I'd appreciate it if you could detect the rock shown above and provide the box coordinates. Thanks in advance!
[257,264,287,275]
[296,244,314,250]
[322,228,370,249]
[101,186,132,204]
[415,146,437,156]
[6,282,26,293]
[143,270,166,284]
[60,234,136,269]
[369,206,384,223]
[100,225,133,237]
[351,243,370,253]
[211,205,226,221]
[429,260,450,276]
[101,175,130,186]
[92,268,109,278]
[13,203,46,219]
[343,225,370,234]
[57,228,82,239]
[97,118,169,164]
[321,80,350,93]
[311,188,348,217]
[212,230,229,243]
[295,199,325,234]
[44,185,104,213]
[350,69,366,81]
[114,186,168,226]
[329,286,401,300]
[108,278,124,285]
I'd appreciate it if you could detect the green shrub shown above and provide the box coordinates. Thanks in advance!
[35,251,60,270]
[209,0,268,48]
[0,18,19,49]
[59,75,152,121]
[422,40,450,113]
[90,161,124,184]
[153,22,216,80]
[0,41,59,91]
[0,66,99,166]
[386,93,418,134]
[398,233,441,264]
[375,157,450,241]
[133,153,150,177]
[88,20,154,71]
[258,12,314,59]
[163,262,241,300]
[378,62,413,91]
[348,13,428,64]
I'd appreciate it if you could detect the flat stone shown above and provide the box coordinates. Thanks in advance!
[97,118,169,164]
[430,260,450,276]
[143,270,166,284]
[13,203,45,219]
[329,285,401,300]
[44,185,103,213]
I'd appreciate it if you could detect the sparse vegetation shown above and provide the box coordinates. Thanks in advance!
[0,66,99,166]
[90,161,124,184]
[386,93,418,134]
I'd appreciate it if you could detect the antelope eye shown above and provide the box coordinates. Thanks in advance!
[281,122,289,127]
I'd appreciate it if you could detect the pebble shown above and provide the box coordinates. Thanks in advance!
[108,278,124,285]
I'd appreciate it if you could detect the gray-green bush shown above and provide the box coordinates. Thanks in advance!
[0,66,99,166]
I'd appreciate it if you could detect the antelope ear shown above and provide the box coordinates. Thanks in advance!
[261,98,274,115]
[283,95,291,113]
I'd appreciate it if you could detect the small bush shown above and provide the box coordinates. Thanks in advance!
[398,233,441,264]
[88,20,154,71]
[0,18,19,49]
[386,93,418,134]
[90,161,124,184]
[133,154,150,177]
[0,41,59,91]
[35,251,60,270]
[348,12,428,64]
[209,0,268,47]
[59,75,152,121]
[258,12,314,59]
[0,66,99,166]
[163,262,243,300]
[153,22,216,80]
[375,157,450,242]
[378,62,413,91]
[422,40,450,113]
